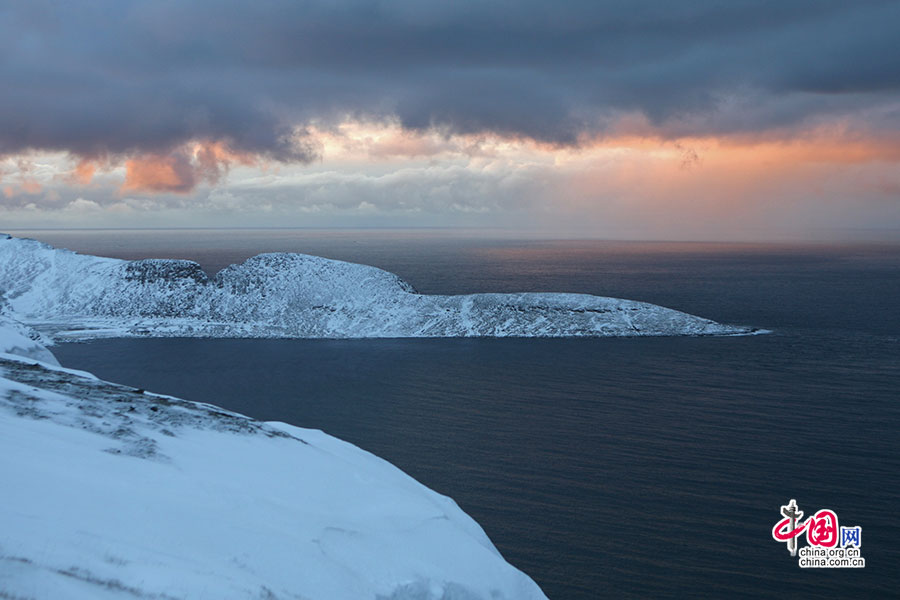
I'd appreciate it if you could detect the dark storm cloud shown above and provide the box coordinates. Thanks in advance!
[1,0,898,159]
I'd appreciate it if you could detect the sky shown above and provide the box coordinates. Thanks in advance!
[1,0,899,240]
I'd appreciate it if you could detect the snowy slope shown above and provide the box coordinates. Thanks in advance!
[0,332,547,600]
[0,299,59,365]
[0,234,757,340]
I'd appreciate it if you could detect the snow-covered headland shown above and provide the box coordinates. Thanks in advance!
[0,234,758,340]
[0,325,548,599]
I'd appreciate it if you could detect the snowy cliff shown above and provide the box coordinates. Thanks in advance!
[0,328,547,599]
[0,234,755,339]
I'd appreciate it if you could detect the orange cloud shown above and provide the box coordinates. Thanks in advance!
[122,141,257,194]
[122,152,196,193]
[69,159,97,185]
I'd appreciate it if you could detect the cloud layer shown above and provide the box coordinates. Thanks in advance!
[2,1,898,239]
[3,126,898,240]
[3,0,899,160]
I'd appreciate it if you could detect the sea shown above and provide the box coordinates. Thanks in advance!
[14,228,900,599]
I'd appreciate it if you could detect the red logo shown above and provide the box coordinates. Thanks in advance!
[773,504,839,549]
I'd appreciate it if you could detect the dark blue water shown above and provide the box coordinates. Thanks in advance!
[25,230,899,599]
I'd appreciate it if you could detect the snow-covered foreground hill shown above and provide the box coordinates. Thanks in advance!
[0,234,758,340]
[0,330,548,600]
